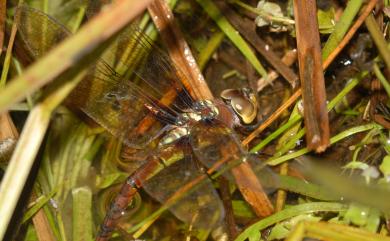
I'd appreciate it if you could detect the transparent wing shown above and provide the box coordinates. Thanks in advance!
[15,5,71,58]
[69,27,196,148]
[189,120,279,193]
[85,0,196,110]
[16,6,195,148]
[68,60,182,147]
[141,142,224,228]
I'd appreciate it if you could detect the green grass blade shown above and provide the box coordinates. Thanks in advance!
[196,0,268,78]
[321,0,364,60]
[72,187,93,241]
[235,202,348,241]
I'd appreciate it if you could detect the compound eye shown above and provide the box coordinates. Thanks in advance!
[220,89,240,101]
[231,97,257,124]
[220,88,259,124]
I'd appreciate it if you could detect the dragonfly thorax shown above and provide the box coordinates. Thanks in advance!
[175,100,219,125]
[190,100,219,121]
[159,100,219,147]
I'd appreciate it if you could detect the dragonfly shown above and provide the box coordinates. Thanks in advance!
[15,4,278,241]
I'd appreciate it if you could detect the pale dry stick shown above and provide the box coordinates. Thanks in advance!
[0,1,152,239]
[0,42,52,241]
[1,6,55,236]
[0,0,153,112]
[243,0,377,147]
[0,71,87,240]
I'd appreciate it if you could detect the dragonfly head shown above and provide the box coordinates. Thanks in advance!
[220,87,258,125]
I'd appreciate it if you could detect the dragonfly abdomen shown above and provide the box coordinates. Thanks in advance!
[96,155,165,241]
[97,180,138,241]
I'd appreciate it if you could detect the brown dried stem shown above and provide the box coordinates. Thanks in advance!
[0,113,18,163]
[257,49,297,91]
[214,0,298,87]
[148,0,213,100]
[31,194,56,241]
[242,89,301,146]
[218,177,238,240]
[0,0,5,57]
[148,0,273,217]
[293,0,329,152]
[243,0,376,147]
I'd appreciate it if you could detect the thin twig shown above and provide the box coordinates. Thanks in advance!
[321,0,365,61]
[214,0,299,87]
[322,0,378,68]
[243,1,376,146]
[0,0,22,88]
[196,0,268,78]
[257,49,297,91]
[0,0,5,57]
[243,89,301,146]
